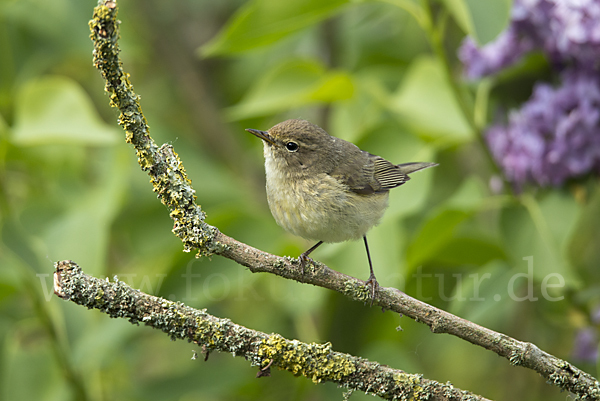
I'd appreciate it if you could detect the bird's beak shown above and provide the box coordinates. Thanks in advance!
[245,128,274,144]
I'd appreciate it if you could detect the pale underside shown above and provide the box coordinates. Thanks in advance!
[264,150,388,243]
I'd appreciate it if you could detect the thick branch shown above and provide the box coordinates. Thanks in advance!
[53,260,489,401]
[88,1,600,399]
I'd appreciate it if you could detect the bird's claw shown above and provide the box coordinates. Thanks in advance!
[365,274,379,306]
[298,253,314,276]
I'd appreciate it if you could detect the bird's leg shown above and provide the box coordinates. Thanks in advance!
[298,241,323,275]
[363,236,379,305]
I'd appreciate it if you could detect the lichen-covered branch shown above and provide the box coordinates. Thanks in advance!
[214,229,600,400]
[89,1,217,256]
[53,260,489,401]
[88,1,600,399]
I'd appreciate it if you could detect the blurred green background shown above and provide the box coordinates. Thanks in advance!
[1,0,599,400]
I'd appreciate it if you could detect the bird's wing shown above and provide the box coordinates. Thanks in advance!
[331,153,398,194]
[371,156,411,190]
[327,148,373,194]
[335,153,437,195]
[373,158,439,190]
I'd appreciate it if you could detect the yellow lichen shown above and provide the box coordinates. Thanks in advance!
[258,334,356,384]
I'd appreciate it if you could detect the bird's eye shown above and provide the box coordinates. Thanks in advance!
[285,141,299,152]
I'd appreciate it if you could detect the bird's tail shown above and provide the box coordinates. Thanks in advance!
[396,162,438,175]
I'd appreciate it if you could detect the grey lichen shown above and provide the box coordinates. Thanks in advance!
[54,260,480,400]
[508,351,523,366]
[343,280,371,303]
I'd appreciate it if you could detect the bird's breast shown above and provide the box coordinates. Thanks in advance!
[263,153,388,243]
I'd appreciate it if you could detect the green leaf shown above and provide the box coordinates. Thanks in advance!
[466,0,512,44]
[0,252,21,303]
[406,209,471,269]
[444,176,487,210]
[41,147,131,277]
[500,193,581,285]
[569,188,600,282]
[12,75,118,146]
[329,68,403,144]
[441,0,512,45]
[201,0,350,57]
[0,111,8,139]
[447,260,516,324]
[376,0,424,26]
[3,323,65,401]
[390,56,472,142]
[225,59,354,120]
[440,0,474,37]
[432,237,506,266]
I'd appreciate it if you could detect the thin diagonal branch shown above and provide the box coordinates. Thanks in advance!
[53,260,489,401]
[88,1,600,399]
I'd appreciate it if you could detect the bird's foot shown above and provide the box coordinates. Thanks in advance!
[297,241,323,277]
[365,273,379,306]
[298,252,315,276]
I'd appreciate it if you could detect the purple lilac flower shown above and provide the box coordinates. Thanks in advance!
[459,0,600,187]
[572,327,598,362]
[486,70,600,187]
[459,0,600,79]
[572,306,600,363]
[593,306,600,325]
[459,31,535,79]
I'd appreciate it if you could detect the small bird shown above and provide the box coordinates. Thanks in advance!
[246,119,436,299]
